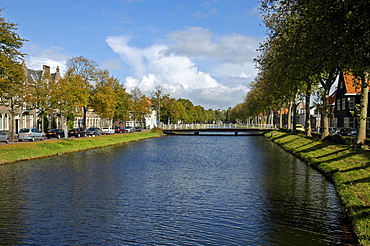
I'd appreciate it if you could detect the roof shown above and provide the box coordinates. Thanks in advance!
[27,69,43,82]
[328,90,336,105]
[343,72,362,94]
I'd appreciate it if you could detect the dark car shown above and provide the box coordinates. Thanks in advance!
[115,126,126,134]
[335,128,353,136]
[86,127,102,137]
[0,132,9,144]
[68,128,86,138]
[46,129,65,139]
[135,126,142,132]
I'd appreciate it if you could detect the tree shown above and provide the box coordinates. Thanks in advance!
[0,10,27,141]
[161,98,186,124]
[112,80,130,125]
[260,0,346,138]
[178,98,195,123]
[129,87,151,127]
[90,70,118,126]
[52,68,90,131]
[343,0,370,147]
[193,105,207,123]
[150,85,170,127]
[66,56,99,128]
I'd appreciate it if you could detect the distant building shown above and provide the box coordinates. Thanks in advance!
[334,71,369,129]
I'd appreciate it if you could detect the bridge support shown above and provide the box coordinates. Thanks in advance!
[235,132,238,136]
[195,132,200,135]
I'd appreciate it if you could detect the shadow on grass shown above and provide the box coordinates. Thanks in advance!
[340,161,370,173]
[294,142,330,154]
[344,176,370,185]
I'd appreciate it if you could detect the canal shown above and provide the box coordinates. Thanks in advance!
[0,135,356,245]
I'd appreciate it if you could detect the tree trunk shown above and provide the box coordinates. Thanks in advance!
[320,71,336,139]
[292,97,298,134]
[83,106,87,129]
[305,82,312,137]
[321,89,330,138]
[287,101,293,131]
[279,107,283,128]
[354,71,369,148]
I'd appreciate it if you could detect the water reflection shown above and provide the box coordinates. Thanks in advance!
[0,136,357,245]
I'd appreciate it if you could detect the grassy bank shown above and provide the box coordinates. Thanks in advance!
[266,131,370,245]
[0,132,160,165]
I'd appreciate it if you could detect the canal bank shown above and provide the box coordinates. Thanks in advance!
[267,131,369,245]
[0,131,160,165]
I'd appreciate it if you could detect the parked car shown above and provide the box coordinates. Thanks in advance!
[18,128,44,142]
[68,128,86,138]
[349,129,357,137]
[0,132,10,144]
[115,126,126,134]
[135,127,142,132]
[335,128,353,136]
[46,129,65,139]
[295,124,305,131]
[86,127,102,137]
[102,127,115,135]
[124,126,134,133]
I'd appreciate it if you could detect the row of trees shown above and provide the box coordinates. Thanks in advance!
[0,10,229,140]
[231,0,369,148]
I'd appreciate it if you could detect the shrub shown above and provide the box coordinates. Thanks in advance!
[151,127,163,134]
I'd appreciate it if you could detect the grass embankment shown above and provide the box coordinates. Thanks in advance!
[0,132,160,165]
[266,131,370,245]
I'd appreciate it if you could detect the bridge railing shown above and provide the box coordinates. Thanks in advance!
[161,123,275,130]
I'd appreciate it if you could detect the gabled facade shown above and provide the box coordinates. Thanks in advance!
[0,64,62,134]
[334,72,369,129]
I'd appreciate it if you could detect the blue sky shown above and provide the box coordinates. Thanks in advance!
[2,0,266,110]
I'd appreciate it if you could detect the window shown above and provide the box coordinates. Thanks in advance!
[349,117,355,128]
[344,117,355,128]
[337,100,341,110]
[344,117,348,127]
[4,114,8,130]
[0,114,2,130]
[339,80,343,89]
[30,115,34,127]
[342,98,346,110]
[23,115,26,128]
[334,118,337,128]
[348,97,355,109]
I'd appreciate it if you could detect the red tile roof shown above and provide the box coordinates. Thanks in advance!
[343,73,362,94]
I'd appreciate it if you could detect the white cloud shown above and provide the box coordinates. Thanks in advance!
[106,27,260,109]
[24,43,68,74]
[166,27,260,63]
[102,59,123,70]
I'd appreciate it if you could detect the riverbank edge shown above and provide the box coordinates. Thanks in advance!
[266,131,369,245]
[0,132,160,165]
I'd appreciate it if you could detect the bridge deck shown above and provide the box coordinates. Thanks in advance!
[162,128,275,136]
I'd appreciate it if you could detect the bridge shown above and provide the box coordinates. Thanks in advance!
[161,124,276,136]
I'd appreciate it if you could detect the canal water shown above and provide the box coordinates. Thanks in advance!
[0,136,356,245]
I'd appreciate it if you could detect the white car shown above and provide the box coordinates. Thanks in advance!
[18,128,44,142]
[102,127,115,135]
[0,132,10,144]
